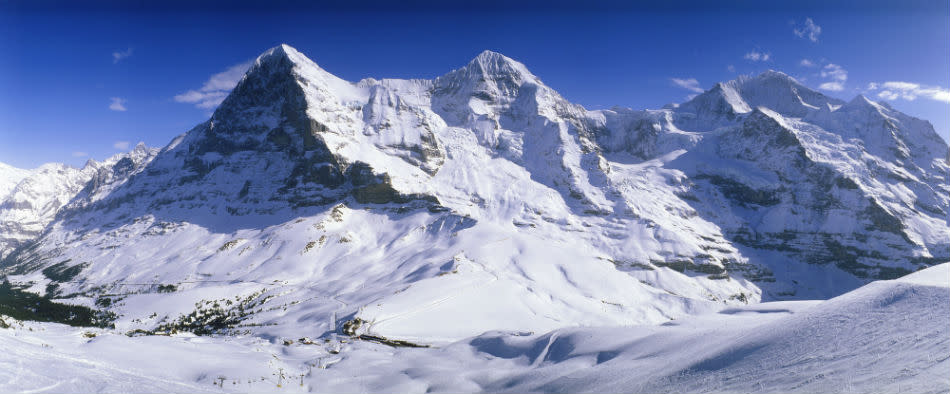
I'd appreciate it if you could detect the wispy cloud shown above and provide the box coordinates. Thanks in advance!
[727,65,736,73]
[799,59,815,67]
[744,51,771,62]
[109,97,127,111]
[793,18,822,42]
[113,141,130,150]
[821,64,847,81]
[819,81,844,92]
[868,81,950,103]
[72,151,88,158]
[817,64,847,91]
[174,61,252,109]
[112,48,133,64]
[671,78,704,93]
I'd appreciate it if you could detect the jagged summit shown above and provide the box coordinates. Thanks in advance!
[845,93,883,110]
[220,43,363,114]
[465,50,535,79]
[750,69,800,84]
[207,44,308,140]
[729,70,838,113]
[252,44,292,67]
[434,50,541,100]
[806,90,948,166]
[259,43,297,59]
[205,43,363,149]
[252,44,320,72]
[675,70,843,130]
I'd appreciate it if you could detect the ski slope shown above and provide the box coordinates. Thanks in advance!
[2,263,946,393]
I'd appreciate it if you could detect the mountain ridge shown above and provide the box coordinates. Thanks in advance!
[0,44,946,343]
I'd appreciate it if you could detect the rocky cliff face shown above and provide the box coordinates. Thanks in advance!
[1,45,946,342]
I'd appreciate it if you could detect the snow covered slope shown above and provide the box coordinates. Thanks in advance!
[456,262,949,393]
[1,263,945,393]
[1,45,947,344]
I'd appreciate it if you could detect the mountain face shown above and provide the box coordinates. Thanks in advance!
[1,45,946,342]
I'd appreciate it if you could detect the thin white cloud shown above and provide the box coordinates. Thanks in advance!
[794,18,822,42]
[877,90,900,100]
[799,59,815,67]
[868,81,950,103]
[820,64,847,81]
[174,61,253,109]
[818,82,845,92]
[113,141,130,150]
[109,97,127,111]
[882,82,921,91]
[72,151,88,158]
[817,63,847,92]
[671,78,704,93]
[744,51,771,62]
[112,48,133,64]
[727,65,736,73]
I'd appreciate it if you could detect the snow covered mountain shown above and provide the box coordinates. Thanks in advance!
[0,162,31,201]
[1,45,947,344]
[0,143,157,260]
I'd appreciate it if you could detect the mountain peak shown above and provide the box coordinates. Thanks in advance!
[204,43,315,145]
[240,43,361,101]
[674,69,844,130]
[754,69,798,83]
[434,50,541,103]
[212,43,359,125]
[460,50,536,82]
[257,43,300,63]
[848,94,877,107]
[474,49,505,61]
[724,70,840,117]
[834,94,890,118]
[470,49,516,66]
[729,70,808,96]
[242,44,309,79]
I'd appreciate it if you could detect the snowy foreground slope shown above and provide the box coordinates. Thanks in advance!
[1,263,946,393]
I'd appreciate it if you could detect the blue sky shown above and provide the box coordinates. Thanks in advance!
[1,0,948,168]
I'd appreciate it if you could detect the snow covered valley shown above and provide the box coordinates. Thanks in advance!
[1,263,947,393]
